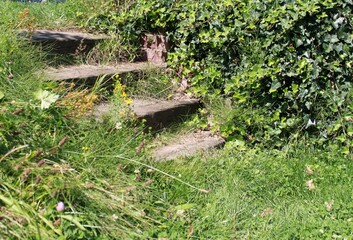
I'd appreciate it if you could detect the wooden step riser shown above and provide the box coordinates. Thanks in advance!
[136,101,201,131]
[32,39,98,54]
[49,71,145,90]
[93,99,201,131]
[20,30,107,55]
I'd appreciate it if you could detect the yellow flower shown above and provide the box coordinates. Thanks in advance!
[124,98,133,105]
[119,110,126,117]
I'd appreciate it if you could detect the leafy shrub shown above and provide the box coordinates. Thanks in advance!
[90,0,353,151]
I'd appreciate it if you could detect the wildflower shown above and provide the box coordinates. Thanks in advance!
[119,110,126,117]
[124,98,133,105]
[115,122,122,130]
[56,202,65,212]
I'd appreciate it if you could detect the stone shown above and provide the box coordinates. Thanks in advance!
[152,131,225,161]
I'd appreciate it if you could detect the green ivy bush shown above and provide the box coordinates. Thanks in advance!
[92,0,353,151]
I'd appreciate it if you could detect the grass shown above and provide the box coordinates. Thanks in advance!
[145,144,353,239]
[1,0,353,239]
[0,1,158,238]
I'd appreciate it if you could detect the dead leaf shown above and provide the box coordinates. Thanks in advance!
[143,179,154,186]
[53,218,61,227]
[12,109,24,115]
[117,163,123,171]
[260,208,273,217]
[305,165,314,175]
[306,179,315,190]
[136,141,145,153]
[176,209,185,216]
[188,224,194,237]
[199,189,211,193]
[58,136,69,147]
[325,200,334,211]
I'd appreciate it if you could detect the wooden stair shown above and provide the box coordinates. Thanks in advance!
[27,29,225,161]
[19,30,108,54]
[93,98,201,130]
[41,62,166,84]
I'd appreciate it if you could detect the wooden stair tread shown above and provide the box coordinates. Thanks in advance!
[43,62,166,81]
[152,131,225,161]
[27,30,108,42]
[93,98,201,130]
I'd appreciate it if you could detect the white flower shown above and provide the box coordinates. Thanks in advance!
[115,122,122,130]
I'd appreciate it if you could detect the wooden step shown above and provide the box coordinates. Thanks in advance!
[133,98,201,129]
[42,62,166,84]
[93,98,201,130]
[19,30,108,54]
[152,131,225,161]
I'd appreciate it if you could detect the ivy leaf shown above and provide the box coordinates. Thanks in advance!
[334,43,343,53]
[295,38,303,47]
[332,17,345,29]
[330,34,339,43]
[270,81,281,93]
[35,90,59,110]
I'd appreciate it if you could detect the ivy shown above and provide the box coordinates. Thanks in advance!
[91,0,353,152]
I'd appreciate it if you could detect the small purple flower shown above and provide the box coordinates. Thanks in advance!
[56,202,65,212]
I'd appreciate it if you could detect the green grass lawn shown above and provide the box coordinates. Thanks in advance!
[1,1,353,239]
[147,145,353,239]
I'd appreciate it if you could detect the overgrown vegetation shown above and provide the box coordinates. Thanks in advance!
[2,0,353,239]
[0,1,159,239]
[93,0,353,152]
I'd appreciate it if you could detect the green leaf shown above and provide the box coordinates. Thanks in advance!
[291,84,299,94]
[295,38,303,47]
[35,90,59,110]
[270,81,281,93]
[174,203,195,210]
[0,91,4,100]
[347,126,353,137]
[330,34,339,44]
[341,146,350,155]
